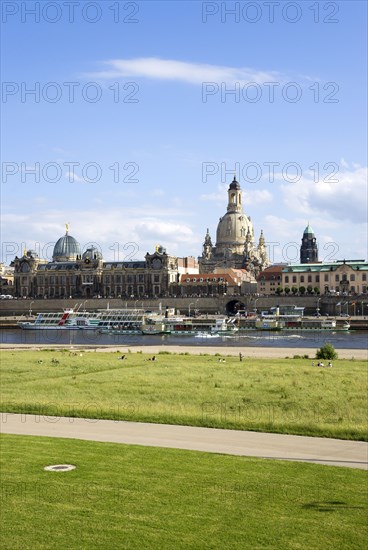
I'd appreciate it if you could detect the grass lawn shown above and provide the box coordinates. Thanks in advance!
[1,350,367,440]
[1,434,367,549]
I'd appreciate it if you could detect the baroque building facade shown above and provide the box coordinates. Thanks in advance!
[199,177,269,277]
[281,260,368,295]
[9,187,367,300]
[257,225,367,295]
[11,228,182,299]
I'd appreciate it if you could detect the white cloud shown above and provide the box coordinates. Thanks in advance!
[281,166,368,224]
[150,188,165,197]
[88,57,286,85]
[200,184,227,203]
[135,220,195,242]
[1,207,199,263]
[244,189,273,205]
[65,171,86,183]
[2,213,29,224]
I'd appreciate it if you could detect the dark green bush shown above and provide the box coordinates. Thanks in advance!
[316,343,338,360]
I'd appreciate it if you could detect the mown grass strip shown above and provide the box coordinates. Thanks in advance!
[1,434,367,549]
[1,350,367,440]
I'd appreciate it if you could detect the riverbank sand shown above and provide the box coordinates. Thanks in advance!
[1,344,367,359]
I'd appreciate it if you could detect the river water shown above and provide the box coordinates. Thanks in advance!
[1,328,367,350]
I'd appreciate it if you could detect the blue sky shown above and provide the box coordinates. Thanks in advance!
[1,0,367,265]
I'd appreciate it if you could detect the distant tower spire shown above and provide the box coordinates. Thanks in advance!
[300,223,318,263]
[202,228,213,259]
[258,230,265,246]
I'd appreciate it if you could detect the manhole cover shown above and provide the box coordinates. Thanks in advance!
[44,464,76,472]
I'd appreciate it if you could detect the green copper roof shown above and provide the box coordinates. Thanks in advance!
[303,223,314,235]
[282,261,368,273]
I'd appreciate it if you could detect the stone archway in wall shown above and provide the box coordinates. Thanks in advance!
[226,299,246,315]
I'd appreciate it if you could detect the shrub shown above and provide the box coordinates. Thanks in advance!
[316,343,338,360]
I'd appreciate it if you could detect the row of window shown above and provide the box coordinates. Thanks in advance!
[26,274,162,285]
[258,285,367,294]
[284,273,367,284]
[186,277,226,283]
[285,275,320,284]
[104,274,159,284]
[37,285,162,297]
[22,276,80,285]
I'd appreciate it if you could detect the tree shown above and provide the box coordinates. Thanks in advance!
[307,285,313,294]
[316,343,338,360]
[314,287,320,295]
[291,286,298,295]
[284,286,290,294]
[299,286,306,295]
[276,286,283,295]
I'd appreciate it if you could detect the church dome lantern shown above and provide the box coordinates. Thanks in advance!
[229,176,240,190]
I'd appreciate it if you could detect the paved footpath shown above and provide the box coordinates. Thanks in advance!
[1,413,367,470]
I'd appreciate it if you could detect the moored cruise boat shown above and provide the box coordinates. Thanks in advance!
[255,316,283,331]
[163,316,239,336]
[97,308,145,334]
[18,308,101,330]
[250,315,350,332]
[141,322,171,335]
[300,317,350,331]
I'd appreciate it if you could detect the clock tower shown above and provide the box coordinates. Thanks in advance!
[300,223,319,263]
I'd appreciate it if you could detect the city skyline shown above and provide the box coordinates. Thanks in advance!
[1,1,367,265]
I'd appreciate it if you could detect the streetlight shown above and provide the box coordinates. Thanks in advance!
[364,302,368,318]
[188,302,195,316]
[316,297,321,316]
[29,300,34,317]
[253,298,259,314]
[83,300,88,312]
